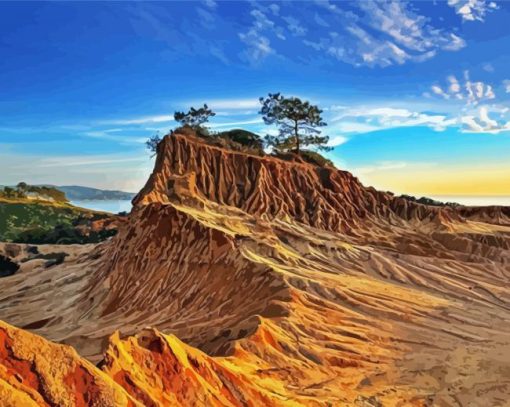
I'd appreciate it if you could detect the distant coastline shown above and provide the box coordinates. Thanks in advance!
[430,195,510,207]
[57,185,135,201]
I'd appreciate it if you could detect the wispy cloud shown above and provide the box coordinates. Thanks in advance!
[461,106,510,134]
[208,118,264,129]
[1,152,153,191]
[197,98,261,110]
[447,0,498,22]
[37,155,147,168]
[328,135,349,147]
[427,71,510,134]
[351,160,409,175]
[304,0,467,67]
[126,1,496,69]
[239,29,275,64]
[331,106,457,133]
[82,131,147,145]
[98,115,174,125]
[204,0,217,9]
[503,79,510,93]
[430,71,496,105]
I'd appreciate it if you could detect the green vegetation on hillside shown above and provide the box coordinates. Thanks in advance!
[0,183,68,202]
[0,200,117,244]
[274,150,334,167]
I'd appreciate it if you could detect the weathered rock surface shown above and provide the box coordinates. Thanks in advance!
[1,131,510,406]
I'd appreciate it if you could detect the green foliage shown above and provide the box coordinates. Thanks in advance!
[216,129,264,152]
[0,183,68,202]
[273,150,334,167]
[174,104,216,130]
[146,134,163,156]
[259,92,330,154]
[2,187,15,198]
[28,185,68,202]
[0,201,115,244]
[299,150,334,167]
[17,182,28,191]
[400,195,461,208]
[13,224,117,245]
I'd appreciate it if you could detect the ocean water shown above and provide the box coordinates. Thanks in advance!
[430,196,510,207]
[69,196,509,214]
[71,199,132,213]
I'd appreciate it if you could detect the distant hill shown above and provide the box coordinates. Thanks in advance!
[56,186,136,201]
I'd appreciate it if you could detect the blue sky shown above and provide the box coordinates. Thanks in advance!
[1,1,509,197]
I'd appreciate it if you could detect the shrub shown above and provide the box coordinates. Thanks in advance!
[217,129,263,151]
[273,150,333,167]
[0,255,19,277]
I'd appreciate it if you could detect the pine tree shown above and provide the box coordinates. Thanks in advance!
[259,93,330,154]
[174,104,216,130]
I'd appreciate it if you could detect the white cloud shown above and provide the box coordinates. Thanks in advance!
[268,4,280,15]
[442,34,466,51]
[283,16,307,36]
[461,106,510,134]
[503,79,510,93]
[447,0,498,22]
[331,106,457,133]
[239,29,274,63]
[204,0,216,9]
[196,7,215,28]
[210,46,230,64]
[37,155,147,168]
[329,121,382,134]
[314,13,329,27]
[303,1,467,68]
[0,152,152,191]
[332,102,510,135]
[448,75,461,94]
[208,118,264,129]
[82,131,147,145]
[327,135,349,147]
[351,161,409,175]
[239,7,281,63]
[204,98,261,110]
[482,62,495,72]
[431,85,450,99]
[431,71,496,105]
[99,115,174,125]
[361,107,413,118]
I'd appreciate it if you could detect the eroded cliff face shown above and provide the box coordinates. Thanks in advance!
[2,131,510,406]
[134,133,460,233]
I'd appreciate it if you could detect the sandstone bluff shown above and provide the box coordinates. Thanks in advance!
[1,131,510,406]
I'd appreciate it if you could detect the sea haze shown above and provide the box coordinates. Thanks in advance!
[431,196,510,207]
[71,199,132,213]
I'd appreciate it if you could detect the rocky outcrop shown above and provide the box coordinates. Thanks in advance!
[1,130,510,406]
[0,320,138,407]
[134,133,460,234]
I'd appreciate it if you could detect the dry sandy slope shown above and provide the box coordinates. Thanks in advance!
[1,132,510,406]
